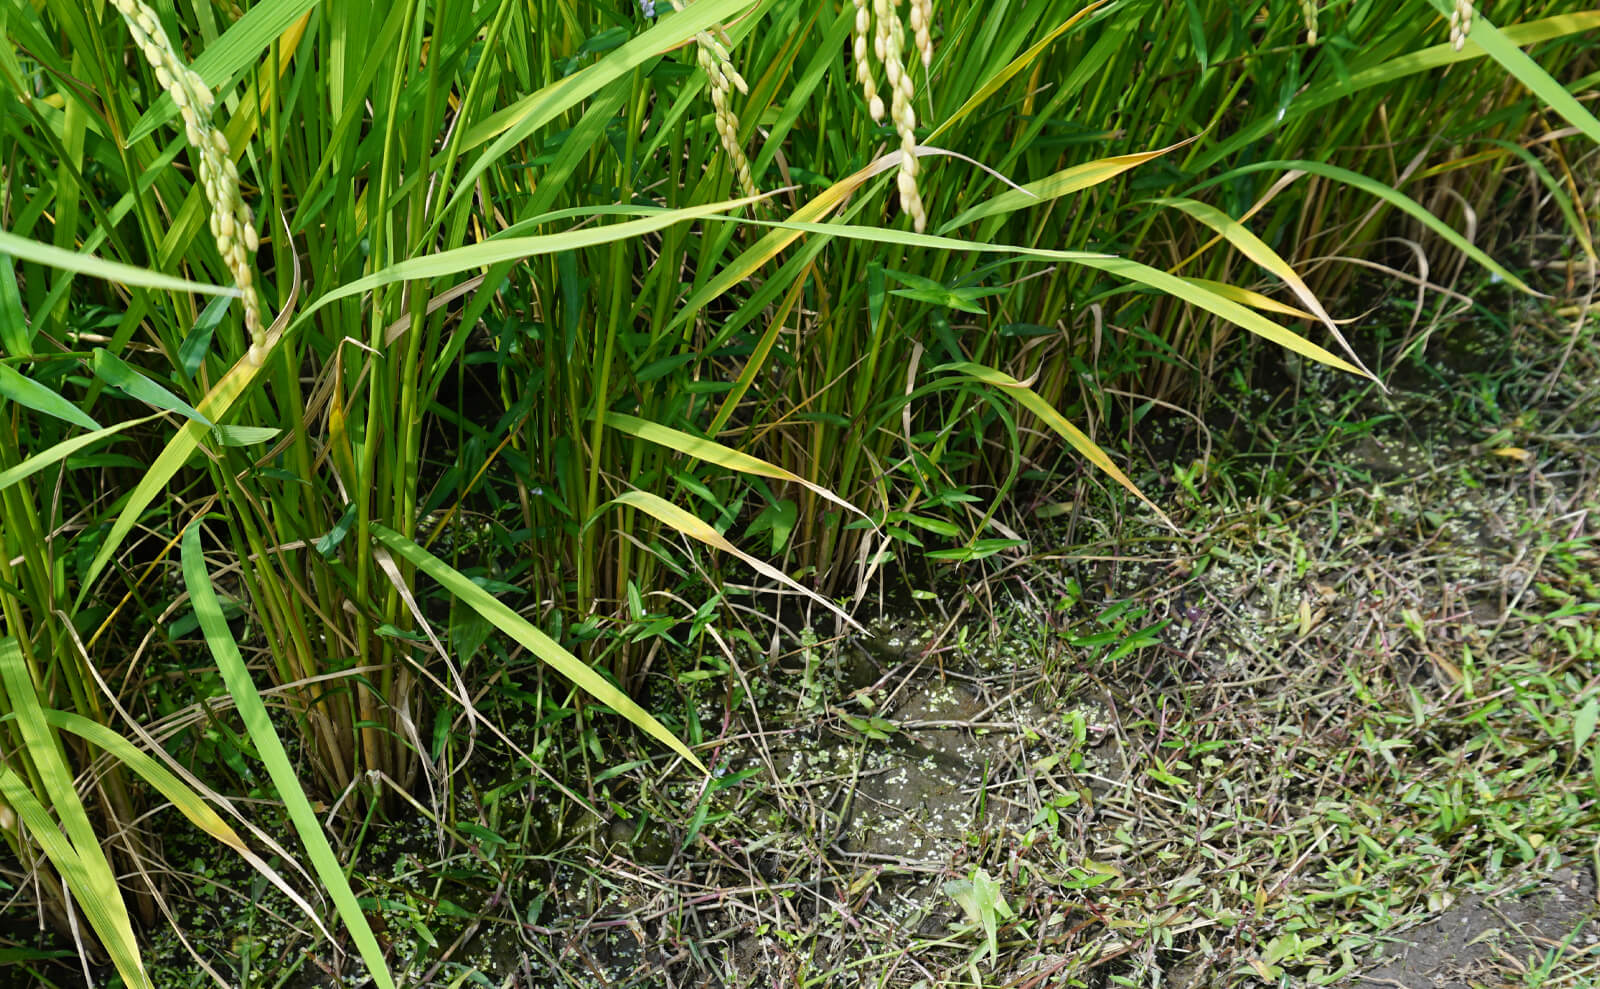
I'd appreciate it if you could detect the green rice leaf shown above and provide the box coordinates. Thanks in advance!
[181,524,397,989]
[605,491,865,633]
[0,638,150,989]
[935,362,1171,529]
[365,523,706,773]
[76,340,269,609]
[1180,278,1318,320]
[91,349,213,426]
[0,252,29,355]
[43,707,335,943]
[929,2,1107,141]
[1480,140,1595,267]
[179,295,232,378]
[0,771,151,989]
[1151,196,1369,374]
[702,212,1368,377]
[707,270,808,435]
[0,229,237,297]
[939,138,1194,234]
[293,196,766,331]
[212,424,281,446]
[1194,13,1600,171]
[1153,198,1334,326]
[0,364,101,430]
[446,0,763,216]
[668,151,903,334]
[1459,10,1600,146]
[125,0,323,145]
[1186,160,1537,295]
[0,416,153,493]
[43,709,235,849]
[602,411,865,521]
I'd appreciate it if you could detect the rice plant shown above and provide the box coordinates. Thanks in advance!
[0,0,1594,982]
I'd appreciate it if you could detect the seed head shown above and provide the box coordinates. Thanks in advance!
[113,0,264,353]
[852,0,932,231]
[910,0,932,68]
[671,1,757,197]
[1449,0,1472,50]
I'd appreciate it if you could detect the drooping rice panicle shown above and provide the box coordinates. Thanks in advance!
[854,0,929,232]
[673,1,757,198]
[109,0,265,364]
[853,0,883,121]
[1449,0,1473,50]
[883,0,926,231]
[908,0,932,68]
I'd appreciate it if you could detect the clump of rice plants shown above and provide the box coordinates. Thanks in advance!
[0,0,1594,983]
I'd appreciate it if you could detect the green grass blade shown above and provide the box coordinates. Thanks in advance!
[0,416,153,493]
[703,212,1369,376]
[938,138,1195,235]
[0,638,149,989]
[125,0,321,145]
[0,229,237,297]
[1464,12,1600,146]
[364,523,707,772]
[445,0,762,217]
[1186,160,1538,295]
[934,363,1172,529]
[0,364,102,431]
[292,195,766,332]
[90,350,213,426]
[180,524,397,989]
[606,490,866,632]
[602,411,866,521]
